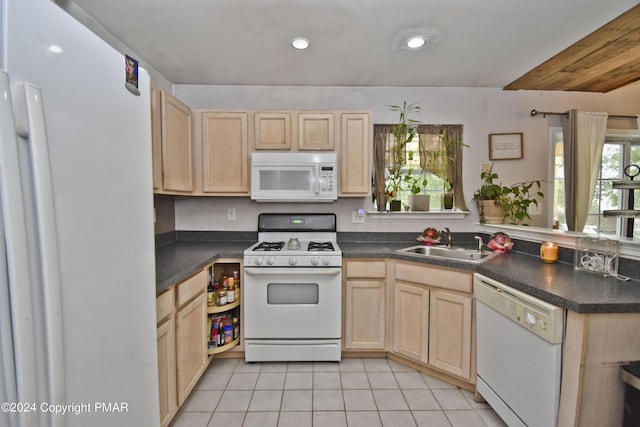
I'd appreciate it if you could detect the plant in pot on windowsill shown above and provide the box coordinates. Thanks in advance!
[402,170,430,211]
[385,101,421,211]
[472,166,544,225]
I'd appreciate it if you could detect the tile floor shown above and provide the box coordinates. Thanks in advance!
[170,357,507,427]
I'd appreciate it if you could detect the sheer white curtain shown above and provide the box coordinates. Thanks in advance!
[575,111,608,231]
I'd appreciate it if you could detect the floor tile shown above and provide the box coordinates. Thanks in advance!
[403,389,441,410]
[313,411,347,427]
[227,372,259,390]
[343,389,377,411]
[372,389,409,410]
[363,358,392,372]
[340,372,370,389]
[432,389,473,410]
[339,357,365,372]
[182,390,223,412]
[395,372,429,389]
[169,357,507,427]
[346,411,382,427]
[444,409,485,427]
[216,390,252,412]
[197,372,231,390]
[313,372,341,389]
[412,410,453,427]
[313,389,345,411]
[248,390,283,412]
[207,411,244,427]
[379,410,416,426]
[170,411,212,427]
[477,408,508,427]
[287,361,314,372]
[368,372,399,389]
[256,372,286,390]
[281,390,312,411]
[277,411,312,427]
[284,372,312,389]
[242,411,278,427]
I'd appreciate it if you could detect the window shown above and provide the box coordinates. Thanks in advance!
[373,124,466,212]
[552,129,640,238]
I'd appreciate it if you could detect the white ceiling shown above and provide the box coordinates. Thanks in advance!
[64,0,639,88]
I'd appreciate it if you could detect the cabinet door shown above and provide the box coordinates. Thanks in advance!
[150,81,163,190]
[176,292,207,406]
[161,92,193,192]
[297,112,335,150]
[254,112,291,150]
[344,279,386,350]
[393,282,429,363]
[157,317,176,427]
[202,112,249,194]
[428,290,472,380]
[340,112,371,195]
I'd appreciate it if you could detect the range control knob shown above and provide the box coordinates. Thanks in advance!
[288,256,298,266]
[311,256,320,266]
[266,256,275,265]
[255,256,264,266]
[322,257,331,266]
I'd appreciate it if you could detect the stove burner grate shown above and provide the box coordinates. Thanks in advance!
[308,241,335,252]
[254,241,285,251]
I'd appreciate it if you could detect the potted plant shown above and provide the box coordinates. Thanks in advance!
[403,169,430,211]
[472,165,544,225]
[385,101,421,211]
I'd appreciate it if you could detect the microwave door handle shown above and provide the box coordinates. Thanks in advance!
[313,165,320,194]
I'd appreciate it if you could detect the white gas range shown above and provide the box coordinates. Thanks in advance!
[243,213,342,362]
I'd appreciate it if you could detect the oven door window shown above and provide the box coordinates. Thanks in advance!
[267,283,319,305]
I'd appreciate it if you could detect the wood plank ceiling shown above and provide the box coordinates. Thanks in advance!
[504,4,640,93]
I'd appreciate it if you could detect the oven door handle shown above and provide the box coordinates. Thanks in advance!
[244,268,342,276]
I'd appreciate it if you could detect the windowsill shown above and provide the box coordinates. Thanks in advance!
[367,209,469,220]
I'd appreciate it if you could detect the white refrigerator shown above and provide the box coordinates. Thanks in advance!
[0,0,160,426]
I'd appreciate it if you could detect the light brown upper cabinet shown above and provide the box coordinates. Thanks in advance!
[297,112,336,151]
[150,82,193,193]
[201,111,250,194]
[339,112,371,196]
[253,112,292,150]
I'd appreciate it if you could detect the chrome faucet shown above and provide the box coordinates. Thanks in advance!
[440,228,453,248]
[474,235,483,253]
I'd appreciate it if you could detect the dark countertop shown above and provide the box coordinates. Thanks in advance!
[156,237,640,314]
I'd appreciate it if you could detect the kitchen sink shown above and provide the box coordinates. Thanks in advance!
[395,245,496,263]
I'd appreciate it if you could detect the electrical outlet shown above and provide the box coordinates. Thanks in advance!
[227,208,236,221]
[528,202,541,216]
[352,209,366,224]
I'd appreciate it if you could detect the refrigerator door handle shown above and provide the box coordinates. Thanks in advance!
[13,83,66,411]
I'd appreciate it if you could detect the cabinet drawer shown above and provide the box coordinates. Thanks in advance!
[345,260,386,279]
[156,288,175,323]
[177,269,208,307]
[394,262,472,294]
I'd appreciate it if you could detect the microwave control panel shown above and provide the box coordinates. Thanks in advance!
[320,165,335,192]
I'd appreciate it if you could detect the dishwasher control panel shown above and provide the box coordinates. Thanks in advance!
[474,273,564,344]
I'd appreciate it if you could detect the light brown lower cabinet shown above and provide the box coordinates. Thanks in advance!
[157,316,176,427]
[391,261,474,383]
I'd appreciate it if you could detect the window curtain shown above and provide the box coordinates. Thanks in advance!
[561,110,608,232]
[416,124,468,211]
[373,125,392,211]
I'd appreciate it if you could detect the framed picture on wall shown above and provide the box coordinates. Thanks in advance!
[488,133,523,160]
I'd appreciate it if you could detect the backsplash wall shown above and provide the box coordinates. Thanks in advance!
[173,83,640,233]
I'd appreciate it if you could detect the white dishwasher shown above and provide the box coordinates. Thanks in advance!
[474,273,565,427]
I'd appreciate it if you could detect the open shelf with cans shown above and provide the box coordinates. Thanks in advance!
[206,260,242,356]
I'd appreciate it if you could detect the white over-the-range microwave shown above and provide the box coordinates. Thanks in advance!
[251,152,338,202]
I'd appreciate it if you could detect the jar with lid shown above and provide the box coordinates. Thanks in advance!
[217,288,227,306]
[227,281,235,304]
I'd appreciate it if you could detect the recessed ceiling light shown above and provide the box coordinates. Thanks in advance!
[406,36,425,49]
[291,37,310,50]
[48,44,63,54]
